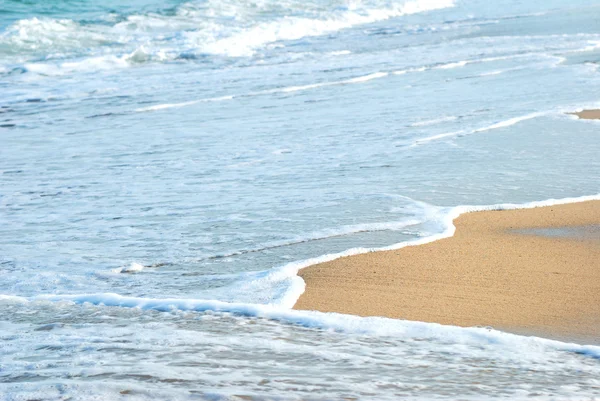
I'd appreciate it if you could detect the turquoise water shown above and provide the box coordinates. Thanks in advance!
[1,0,600,399]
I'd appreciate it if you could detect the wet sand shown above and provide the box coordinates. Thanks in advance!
[294,201,600,344]
[571,109,600,120]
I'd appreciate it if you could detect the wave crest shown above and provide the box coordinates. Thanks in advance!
[1,0,455,72]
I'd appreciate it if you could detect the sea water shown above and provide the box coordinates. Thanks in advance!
[1,0,600,399]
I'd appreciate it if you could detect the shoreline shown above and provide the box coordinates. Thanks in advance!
[293,200,600,344]
[570,109,600,120]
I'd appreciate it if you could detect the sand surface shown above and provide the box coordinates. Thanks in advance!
[294,201,600,343]
[571,109,600,120]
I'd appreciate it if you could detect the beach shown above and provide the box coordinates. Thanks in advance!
[295,201,600,344]
[573,109,600,120]
[4,0,600,398]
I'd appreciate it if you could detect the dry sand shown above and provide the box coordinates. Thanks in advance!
[294,201,600,343]
[571,109,600,120]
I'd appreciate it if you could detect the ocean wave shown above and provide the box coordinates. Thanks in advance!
[1,0,455,71]
[196,0,455,57]
[0,17,114,55]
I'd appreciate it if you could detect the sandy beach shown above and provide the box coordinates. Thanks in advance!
[294,201,600,343]
[571,109,600,120]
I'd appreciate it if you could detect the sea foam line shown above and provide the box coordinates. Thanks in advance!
[136,52,551,113]
[1,285,600,357]
[412,100,600,145]
[412,111,550,146]
[135,72,390,112]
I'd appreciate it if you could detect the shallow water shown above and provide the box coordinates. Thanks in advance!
[1,0,600,399]
[517,225,600,241]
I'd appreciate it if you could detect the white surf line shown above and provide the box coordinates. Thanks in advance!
[135,95,234,112]
[411,130,465,146]
[135,72,392,113]
[136,52,551,114]
[394,52,553,76]
[473,112,548,132]
[410,116,459,127]
[411,111,550,146]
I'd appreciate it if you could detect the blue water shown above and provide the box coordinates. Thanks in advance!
[1,0,600,399]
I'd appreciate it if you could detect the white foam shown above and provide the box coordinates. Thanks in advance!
[133,48,572,114]
[277,82,335,93]
[410,116,458,127]
[328,50,352,56]
[473,112,548,133]
[412,130,465,145]
[135,95,233,112]
[345,71,389,83]
[4,281,600,356]
[413,111,549,145]
[25,55,131,76]
[198,0,455,57]
[269,71,390,93]
[136,72,390,112]
[1,195,598,353]
[135,101,200,112]
[0,294,28,303]
[111,262,145,274]
[479,69,505,76]
[1,17,109,54]
[188,194,600,310]
[566,40,600,53]
[436,60,468,69]
[2,0,455,77]
[391,52,553,78]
